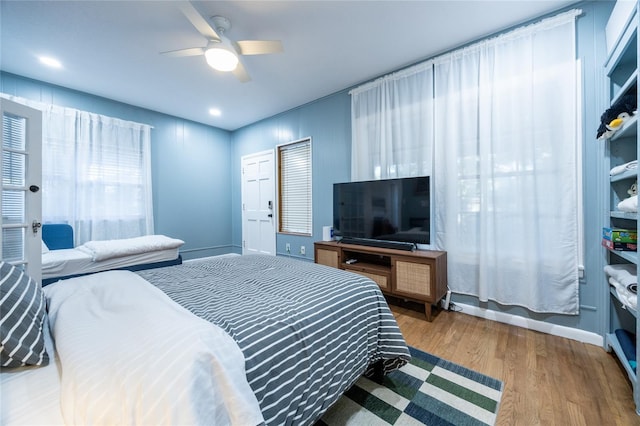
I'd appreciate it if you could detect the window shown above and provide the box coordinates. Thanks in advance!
[42,111,153,243]
[278,138,312,235]
[1,94,154,244]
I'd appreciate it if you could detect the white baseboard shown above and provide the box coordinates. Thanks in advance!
[454,303,603,347]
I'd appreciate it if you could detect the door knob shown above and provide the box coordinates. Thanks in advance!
[32,220,42,234]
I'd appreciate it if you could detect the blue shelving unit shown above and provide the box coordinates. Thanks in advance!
[603,2,640,416]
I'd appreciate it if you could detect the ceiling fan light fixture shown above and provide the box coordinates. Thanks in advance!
[205,47,238,72]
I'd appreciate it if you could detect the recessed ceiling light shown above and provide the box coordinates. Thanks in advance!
[39,56,62,68]
[209,108,221,117]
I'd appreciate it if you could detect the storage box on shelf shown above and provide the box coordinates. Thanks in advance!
[603,227,638,242]
[603,239,638,251]
[602,225,638,251]
[602,2,640,416]
[314,241,447,321]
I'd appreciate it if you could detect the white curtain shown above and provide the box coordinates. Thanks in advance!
[433,10,580,314]
[1,94,154,245]
[350,62,434,181]
[350,9,581,314]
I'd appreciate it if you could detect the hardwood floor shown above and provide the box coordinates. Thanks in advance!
[389,301,640,425]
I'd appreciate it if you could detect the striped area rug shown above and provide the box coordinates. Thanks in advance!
[318,346,503,426]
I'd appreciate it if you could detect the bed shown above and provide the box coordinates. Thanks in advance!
[1,254,411,425]
[41,224,184,285]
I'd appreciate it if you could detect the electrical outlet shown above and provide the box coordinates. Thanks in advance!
[300,246,306,255]
[286,243,291,253]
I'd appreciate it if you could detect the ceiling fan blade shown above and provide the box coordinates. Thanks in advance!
[235,40,283,56]
[178,1,221,41]
[233,61,251,83]
[160,47,205,57]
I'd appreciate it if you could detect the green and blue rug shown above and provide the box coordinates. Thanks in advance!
[319,346,503,426]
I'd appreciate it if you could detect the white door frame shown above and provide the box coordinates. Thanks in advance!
[241,149,276,255]
[1,98,43,282]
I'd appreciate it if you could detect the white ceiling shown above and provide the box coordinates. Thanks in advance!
[1,0,578,131]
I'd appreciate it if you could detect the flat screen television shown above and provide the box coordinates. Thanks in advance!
[333,176,431,250]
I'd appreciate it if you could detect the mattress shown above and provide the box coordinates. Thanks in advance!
[42,247,180,280]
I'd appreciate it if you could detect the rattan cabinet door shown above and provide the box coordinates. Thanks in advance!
[316,247,339,268]
[394,260,432,300]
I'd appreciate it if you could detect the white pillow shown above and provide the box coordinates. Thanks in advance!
[42,240,50,254]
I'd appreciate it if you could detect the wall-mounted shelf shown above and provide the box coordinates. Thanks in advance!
[611,168,638,182]
[611,211,639,220]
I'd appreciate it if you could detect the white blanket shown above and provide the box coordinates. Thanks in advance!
[44,270,263,426]
[609,277,638,310]
[78,235,184,261]
[604,263,637,289]
[618,195,638,213]
[610,160,638,176]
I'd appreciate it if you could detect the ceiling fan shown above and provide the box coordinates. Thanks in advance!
[161,1,283,82]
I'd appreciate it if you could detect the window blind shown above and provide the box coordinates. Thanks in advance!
[278,139,312,235]
[2,113,27,260]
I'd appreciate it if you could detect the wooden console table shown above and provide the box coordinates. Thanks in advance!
[314,241,447,321]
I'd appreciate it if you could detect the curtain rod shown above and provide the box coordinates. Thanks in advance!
[349,8,582,96]
[0,92,154,129]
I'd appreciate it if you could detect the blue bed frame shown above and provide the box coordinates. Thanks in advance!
[42,224,74,250]
[41,224,182,286]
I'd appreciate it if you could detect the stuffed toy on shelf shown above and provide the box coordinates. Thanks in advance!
[618,179,639,213]
[597,94,637,139]
[629,180,638,197]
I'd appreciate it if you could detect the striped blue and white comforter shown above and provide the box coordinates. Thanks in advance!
[137,254,410,425]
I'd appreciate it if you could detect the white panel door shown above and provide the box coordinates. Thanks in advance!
[1,98,43,282]
[241,150,276,255]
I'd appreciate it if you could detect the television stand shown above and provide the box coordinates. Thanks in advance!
[314,241,447,321]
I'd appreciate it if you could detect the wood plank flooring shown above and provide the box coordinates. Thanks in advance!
[389,301,640,425]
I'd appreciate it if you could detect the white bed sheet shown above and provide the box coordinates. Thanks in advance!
[42,247,179,279]
[0,321,65,425]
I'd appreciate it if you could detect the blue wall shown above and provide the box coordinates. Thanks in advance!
[230,91,351,258]
[0,0,614,336]
[0,73,234,260]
